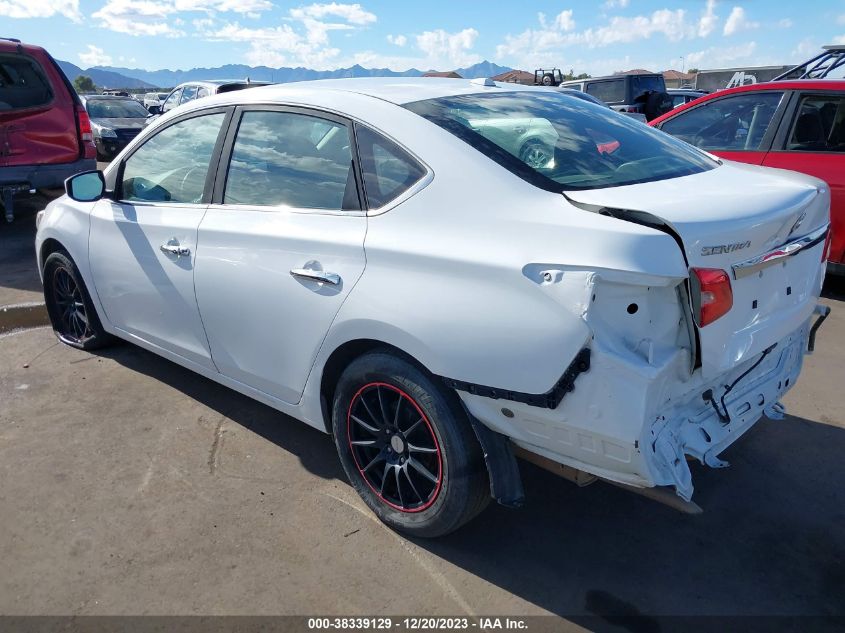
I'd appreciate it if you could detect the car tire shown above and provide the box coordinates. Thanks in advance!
[332,350,490,538]
[43,250,113,350]
[541,73,555,86]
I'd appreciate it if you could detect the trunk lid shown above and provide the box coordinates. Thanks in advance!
[565,160,829,377]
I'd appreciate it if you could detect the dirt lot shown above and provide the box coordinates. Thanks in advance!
[1,199,844,622]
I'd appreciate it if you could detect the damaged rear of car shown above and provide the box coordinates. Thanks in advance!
[404,89,830,508]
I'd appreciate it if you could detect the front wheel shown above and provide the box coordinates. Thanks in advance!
[43,250,112,350]
[332,351,489,537]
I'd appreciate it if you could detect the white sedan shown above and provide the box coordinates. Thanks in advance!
[36,78,831,537]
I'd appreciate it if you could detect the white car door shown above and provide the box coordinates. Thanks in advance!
[194,107,367,404]
[89,108,230,369]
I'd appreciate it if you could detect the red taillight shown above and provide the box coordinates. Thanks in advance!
[691,267,733,327]
[76,105,92,142]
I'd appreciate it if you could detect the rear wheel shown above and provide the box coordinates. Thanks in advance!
[332,351,489,537]
[43,251,112,350]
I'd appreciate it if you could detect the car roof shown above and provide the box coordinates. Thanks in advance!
[650,78,845,126]
[228,77,544,106]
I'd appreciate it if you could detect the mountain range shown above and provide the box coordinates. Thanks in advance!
[56,59,513,90]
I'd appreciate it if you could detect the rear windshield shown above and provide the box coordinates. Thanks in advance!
[404,91,716,191]
[631,75,666,100]
[0,53,53,111]
[86,99,149,118]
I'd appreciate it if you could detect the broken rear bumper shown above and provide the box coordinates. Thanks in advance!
[459,312,824,504]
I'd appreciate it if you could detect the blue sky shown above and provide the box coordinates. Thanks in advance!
[3,0,845,73]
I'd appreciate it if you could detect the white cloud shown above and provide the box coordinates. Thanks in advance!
[778,18,793,28]
[174,0,271,13]
[538,10,575,32]
[686,41,757,68]
[723,6,759,36]
[791,38,816,58]
[204,3,379,69]
[697,0,718,37]
[416,28,480,68]
[93,0,273,37]
[0,0,81,22]
[289,2,375,26]
[79,44,113,67]
[93,0,183,37]
[496,6,724,70]
[386,34,407,47]
[602,0,630,8]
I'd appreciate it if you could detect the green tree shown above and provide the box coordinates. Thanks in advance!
[73,75,96,94]
[687,68,699,74]
[562,68,591,81]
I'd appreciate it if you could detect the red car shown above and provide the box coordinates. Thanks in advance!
[0,38,96,222]
[650,80,844,275]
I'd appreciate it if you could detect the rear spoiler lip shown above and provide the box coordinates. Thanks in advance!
[731,224,829,280]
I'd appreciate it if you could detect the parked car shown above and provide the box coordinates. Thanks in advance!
[101,89,130,97]
[667,88,708,108]
[148,79,272,122]
[80,95,152,161]
[650,79,845,275]
[142,92,169,112]
[36,79,830,536]
[561,73,673,120]
[558,87,648,123]
[0,38,96,222]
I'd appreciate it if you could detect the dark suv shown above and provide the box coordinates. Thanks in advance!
[0,38,96,222]
[559,73,673,121]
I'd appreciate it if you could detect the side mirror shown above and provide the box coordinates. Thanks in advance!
[147,105,162,115]
[65,170,106,202]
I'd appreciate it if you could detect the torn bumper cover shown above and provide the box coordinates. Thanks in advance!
[458,309,827,505]
[649,319,815,501]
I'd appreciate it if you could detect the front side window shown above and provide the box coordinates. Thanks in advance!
[161,88,181,112]
[660,91,784,151]
[356,125,426,208]
[223,110,358,210]
[786,94,845,152]
[197,87,210,99]
[404,91,715,191]
[121,112,225,204]
[0,53,53,110]
[586,79,625,103]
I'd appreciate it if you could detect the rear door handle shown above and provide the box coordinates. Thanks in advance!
[160,242,191,257]
[290,268,341,286]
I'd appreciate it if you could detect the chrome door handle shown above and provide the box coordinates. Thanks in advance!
[160,242,191,257]
[290,268,341,286]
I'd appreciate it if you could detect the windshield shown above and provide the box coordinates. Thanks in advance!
[86,99,149,119]
[404,91,716,191]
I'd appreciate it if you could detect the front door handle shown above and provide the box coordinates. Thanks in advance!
[290,268,341,286]
[160,242,191,257]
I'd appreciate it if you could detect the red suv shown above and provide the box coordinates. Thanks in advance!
[0,38,96,222]
[650,80,845,275]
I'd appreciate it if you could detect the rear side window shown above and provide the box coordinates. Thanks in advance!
[586,79,625,104]
[660,92,783,151]
[786,94,845,152]
[356,125,426,208]
[223,110,358,210]
[0,53,53,110]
